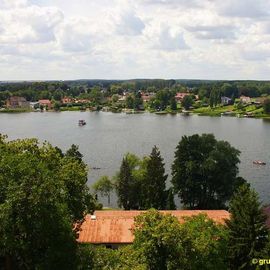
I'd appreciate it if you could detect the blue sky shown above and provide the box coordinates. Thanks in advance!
[1,0,270,80]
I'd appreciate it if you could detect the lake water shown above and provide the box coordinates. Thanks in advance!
[0,111,269,207]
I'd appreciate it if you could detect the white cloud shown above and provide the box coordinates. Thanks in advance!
[185,25,236,41]
[116,10,145,36]
[215,0,270,18]
[0,0,28,9]
[157,27,189,51]
[1,0,270,80]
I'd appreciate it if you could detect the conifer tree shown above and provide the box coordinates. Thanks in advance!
[142,146,168,209]
[226,184,269,269]
[116,157,139,209]
[166,188,176,210]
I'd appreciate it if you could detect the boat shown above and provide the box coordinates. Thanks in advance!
[253,160,266,165]
[78,120,86,126]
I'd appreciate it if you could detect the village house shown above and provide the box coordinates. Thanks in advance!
[39,99,52,110]
[78,210,230,249]
[240,95,251,104]
[62,97,74,104]
[221,96,233,105]
[75,99,91,104]
[6,96,30,109]
[141,92,155,103]
[175,92,190,102]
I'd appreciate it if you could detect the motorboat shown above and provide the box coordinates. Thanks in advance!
[78,120,86,126]
[253,160,266,165]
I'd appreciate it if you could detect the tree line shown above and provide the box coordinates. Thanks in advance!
[1,80,270,108]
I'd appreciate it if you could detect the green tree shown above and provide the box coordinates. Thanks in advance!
[66,144,83,163]
[263,98,270,114]
[92,176,114,205]
[133,209,186,270]
[181,95,193,110]
[53,101,61,111]
[0,135,95,269]
[172,134,243,209]
[226,184,270,269]
[134,92,143,110]
[165,188,176,210]
[126,95,134,109]
[170,97,177,110]
[115,156,139,209]
[181,214,228,270]
[141,146,168,209]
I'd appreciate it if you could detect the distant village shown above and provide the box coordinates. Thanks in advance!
[2,90,269,119]
[0,79,270,118]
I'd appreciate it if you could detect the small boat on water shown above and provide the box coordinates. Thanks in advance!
[253,160,266,165]
[78,120,86,126]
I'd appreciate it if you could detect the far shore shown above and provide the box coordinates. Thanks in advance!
[1,107,270,120]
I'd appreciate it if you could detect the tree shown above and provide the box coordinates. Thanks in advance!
[180,214,228,270]
[133,209,185,270]
[115,156,139,209]
[170,97,177,110]
[141,146,168,209]
[66,144,83,162]
[181,95,193,110]
[172,134,244,209]
[0,135,95,269]
[165,188,176,210]
[92,176,114,205]
[126,95,134,109]
[53,101,61,111]
[134,92,143,110]
[226,184,270,269]
[263,98,270,114]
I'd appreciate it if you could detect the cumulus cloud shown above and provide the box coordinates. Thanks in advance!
[0,0,28,9]
[215,0,270,18]
[56,19,93,52]
[116,10,145,36]
[1,0,270,80]
[140,0,202,8]
[157,27,189,51]
[0,5,64,44]
[185,25,236,40]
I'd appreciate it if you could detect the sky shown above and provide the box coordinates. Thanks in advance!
[1,0,270,80]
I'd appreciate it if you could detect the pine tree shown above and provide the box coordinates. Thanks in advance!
[116,158,132,209]
[142,146,168,209]
[226,183,269,269]
[166,188,176,210]
[116,157,139,210]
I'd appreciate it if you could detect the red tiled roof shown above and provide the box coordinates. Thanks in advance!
[78,210,230,244]
[39,99,51,104]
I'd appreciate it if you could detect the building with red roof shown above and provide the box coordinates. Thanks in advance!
[38,99,52,109]
[78,210,230,248]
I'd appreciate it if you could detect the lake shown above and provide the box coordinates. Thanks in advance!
[0,111,269,207]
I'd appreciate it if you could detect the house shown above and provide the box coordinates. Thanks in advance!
[62,97,74,104]
[140,92,155,103]
[6,96,30,109]
[75,99,91,104]
[39,99,52,110]
[175,93,190,102]
[29,102,39,109]
[240,95,251,104]
[78,210,230,249]
[221,96,233,105]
